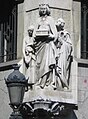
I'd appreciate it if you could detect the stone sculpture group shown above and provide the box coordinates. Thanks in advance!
[22,4,73,90]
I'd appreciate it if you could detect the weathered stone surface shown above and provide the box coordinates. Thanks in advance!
[0,70,12,119]
[17,4,24,59]
[25,0,72,11]
[72,1,81,58]
[17,33,24,58]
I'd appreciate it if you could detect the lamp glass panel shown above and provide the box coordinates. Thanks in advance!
[8,84,25,105]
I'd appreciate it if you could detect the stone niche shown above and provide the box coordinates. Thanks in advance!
[23,0,77,106]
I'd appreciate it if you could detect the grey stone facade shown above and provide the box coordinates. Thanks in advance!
[0,0,88,119]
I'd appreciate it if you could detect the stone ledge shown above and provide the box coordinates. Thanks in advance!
[74,58,88,68]
[0,59,21,71]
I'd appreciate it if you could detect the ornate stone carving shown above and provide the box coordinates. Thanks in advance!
[53,18,73,90]
[20,99,77,118]
[23,4,73,90]
[21,4,77,118]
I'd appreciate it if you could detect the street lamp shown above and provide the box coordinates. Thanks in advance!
[5,64,28,119]
[4,64,78,119]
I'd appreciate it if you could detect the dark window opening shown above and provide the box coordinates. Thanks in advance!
[81,1,88,59]
[0,3,17,63]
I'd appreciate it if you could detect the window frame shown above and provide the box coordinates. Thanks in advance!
[0,5,17,63]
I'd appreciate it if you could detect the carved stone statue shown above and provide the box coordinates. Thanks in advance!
[22,4,76,114]
[33,4,57,88]
[22,5,73,90]
[23,25,36,83]
[54,18,73,89]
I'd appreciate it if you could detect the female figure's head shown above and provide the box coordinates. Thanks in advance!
[39,4,50,16]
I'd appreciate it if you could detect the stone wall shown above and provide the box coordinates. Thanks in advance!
[0,70,12,119]
[75,59,88,119]
[72,1,81,58]
[17,3,24,59]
